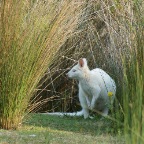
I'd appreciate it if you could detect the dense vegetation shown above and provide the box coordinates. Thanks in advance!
[0,0,83,129]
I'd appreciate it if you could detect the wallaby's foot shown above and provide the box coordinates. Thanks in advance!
[101,108,108,117]
[100,117,105,120]
[83,109,89,119]
[84,113,89,119]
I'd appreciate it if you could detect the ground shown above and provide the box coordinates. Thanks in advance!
[0,113,125,144]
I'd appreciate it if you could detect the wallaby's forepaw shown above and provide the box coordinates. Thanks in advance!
[90,103,95,110]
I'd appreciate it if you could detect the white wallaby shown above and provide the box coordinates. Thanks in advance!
[47,58,116,119]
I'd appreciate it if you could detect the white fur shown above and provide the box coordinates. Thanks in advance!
[46,110,83,117]
[67,58,116,119]
[47,58,116,119]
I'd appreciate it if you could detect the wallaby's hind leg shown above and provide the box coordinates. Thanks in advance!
[101,107,109,116]
[83,108,89,119]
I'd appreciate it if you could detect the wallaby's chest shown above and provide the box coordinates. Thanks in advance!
[79,79,94,96]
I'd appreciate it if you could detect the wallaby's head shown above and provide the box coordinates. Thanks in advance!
[67,58,89,80]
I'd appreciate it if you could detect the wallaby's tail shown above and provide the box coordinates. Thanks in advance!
[43,110,83,117]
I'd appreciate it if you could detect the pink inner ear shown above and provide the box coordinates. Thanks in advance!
[79,58,84,67]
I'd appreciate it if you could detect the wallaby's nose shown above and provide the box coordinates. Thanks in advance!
[66,73,69,77]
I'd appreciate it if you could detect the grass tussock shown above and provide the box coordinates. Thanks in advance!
[0,0,84,129]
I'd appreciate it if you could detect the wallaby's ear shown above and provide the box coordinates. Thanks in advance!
[79,58,84,67]
[78,58,87,68]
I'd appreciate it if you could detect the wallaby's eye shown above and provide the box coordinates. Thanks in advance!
[73,69,76,72]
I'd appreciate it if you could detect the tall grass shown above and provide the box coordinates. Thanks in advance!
[122,1,144,143]
[0,0,83,129]
[123,55,144,143]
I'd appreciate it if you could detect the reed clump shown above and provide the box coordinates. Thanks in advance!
[0,0,83,129]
